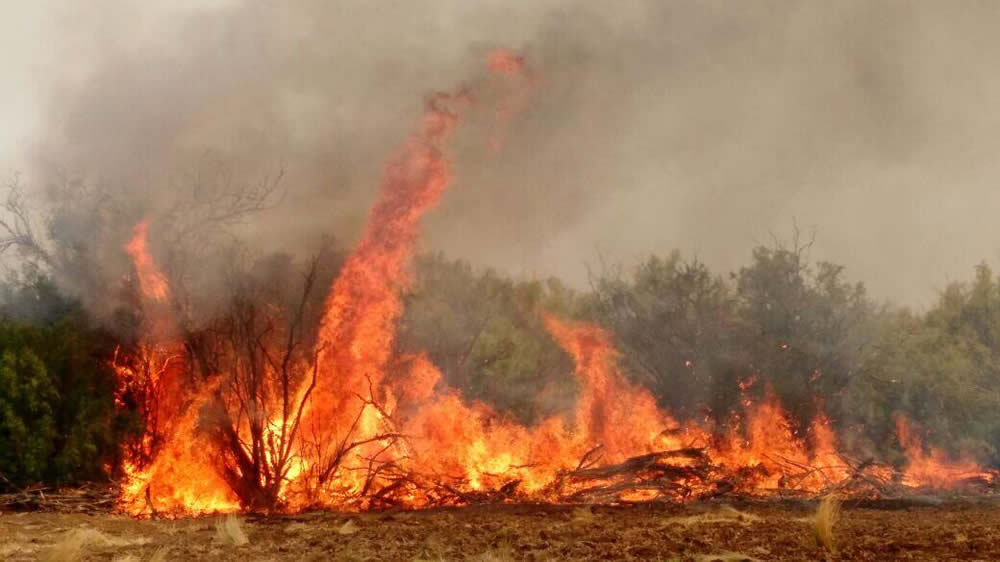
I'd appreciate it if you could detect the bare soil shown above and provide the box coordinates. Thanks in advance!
[3,499,1000,561]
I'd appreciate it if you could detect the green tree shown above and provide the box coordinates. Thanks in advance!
[586,251,742,420]
[0,344,57,483]
[397,253,577,422]
[0,276,138,488]
[849,264,1000,463]
[735,240,878,431]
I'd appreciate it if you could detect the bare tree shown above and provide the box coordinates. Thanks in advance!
[0,175,53,268]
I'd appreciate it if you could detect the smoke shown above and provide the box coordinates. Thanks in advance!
[7,1,1000,306]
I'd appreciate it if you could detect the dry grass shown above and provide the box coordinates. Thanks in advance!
[284,521,310,534]
[41,527,150,562]
[814,494,841,552]
[9,503,1000,560]
[571,506,596,524]
[664,505,761,527]
[110,547,168,562]
[693,552,762,562]
[337,519,360,535]
[42,528,107,562]
[214,514,249,546]
[474,546,516,561]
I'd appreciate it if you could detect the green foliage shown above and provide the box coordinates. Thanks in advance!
[6,242,1000,485]
[848,264,1000,463]
[0,277,136,488]
[585,242,881,433]
[734,245,878,429]
[399,248,1000,465]
[585,251,741,419]
[397,253,578,422]
[0,345,57,482]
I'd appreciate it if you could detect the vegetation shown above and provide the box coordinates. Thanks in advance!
[398,242,1000,469]
[814,495,840,552]
[3,224,1000,487]
[0,276,138,489]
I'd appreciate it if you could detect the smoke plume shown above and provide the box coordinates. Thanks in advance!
[7,1,1000,305]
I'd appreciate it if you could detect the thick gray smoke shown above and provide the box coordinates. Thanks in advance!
[7,1,1000,306]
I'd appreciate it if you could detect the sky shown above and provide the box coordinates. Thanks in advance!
[4,1,1000,307]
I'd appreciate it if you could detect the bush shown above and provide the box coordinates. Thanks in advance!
[0,277,137,488]
[0,343,57,483]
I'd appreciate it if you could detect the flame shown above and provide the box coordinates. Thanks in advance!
[119,379,240,517]
[895,414,993,489]
[111,51,995,518]
[124,219,169,302]
[485,48,536,152]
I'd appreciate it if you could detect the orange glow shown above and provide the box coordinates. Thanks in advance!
[895,414,993,489]
[124,219,169,302]
[119,380,240,517]
[485,48,536,152]
[111,52,995,518]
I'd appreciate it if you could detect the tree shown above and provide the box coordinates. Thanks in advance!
[848,263,1000,464]
[0,344,56,484]
[0,276,135,488]
[397,253,577,423]
[735,235,877,431]
[586,251,742,420]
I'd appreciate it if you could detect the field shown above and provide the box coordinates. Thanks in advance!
[3,499,1000,561]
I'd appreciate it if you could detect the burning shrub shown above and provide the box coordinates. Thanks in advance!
[398,253,579,423]
[587,236,880,436]
[191,250,339,510]
[586,251,742,421]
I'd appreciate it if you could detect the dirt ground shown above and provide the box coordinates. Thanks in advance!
[3,499,1000,561]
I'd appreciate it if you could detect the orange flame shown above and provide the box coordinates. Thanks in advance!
[112,52,995,518]
[895,414,992,489]
[485,48,536,152]
[124,219,169,302]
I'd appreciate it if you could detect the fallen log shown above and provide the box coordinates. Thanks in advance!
[557,448,715,503]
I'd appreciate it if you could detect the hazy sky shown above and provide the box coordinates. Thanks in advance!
[4,1,1000,307]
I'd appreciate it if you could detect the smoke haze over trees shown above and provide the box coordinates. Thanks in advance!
[6,2,1000,305]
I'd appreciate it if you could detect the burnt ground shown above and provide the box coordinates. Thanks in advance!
[3,498,1000,561]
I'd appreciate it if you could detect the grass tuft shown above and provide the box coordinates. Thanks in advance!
[814,494,841,552]
[664,505,761,527]
[42,527,149,562]
[214,514,249,546]
[571,506,595,524]
[337,519,360,535]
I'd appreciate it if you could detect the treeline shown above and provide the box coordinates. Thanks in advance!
[3,241,1000,489]
[398,244,1000,468]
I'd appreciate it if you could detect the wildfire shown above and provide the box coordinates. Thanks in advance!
[895,414,993,489]
[113,51,995,518]
[124,219,169,303]
[485,48,536,152]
